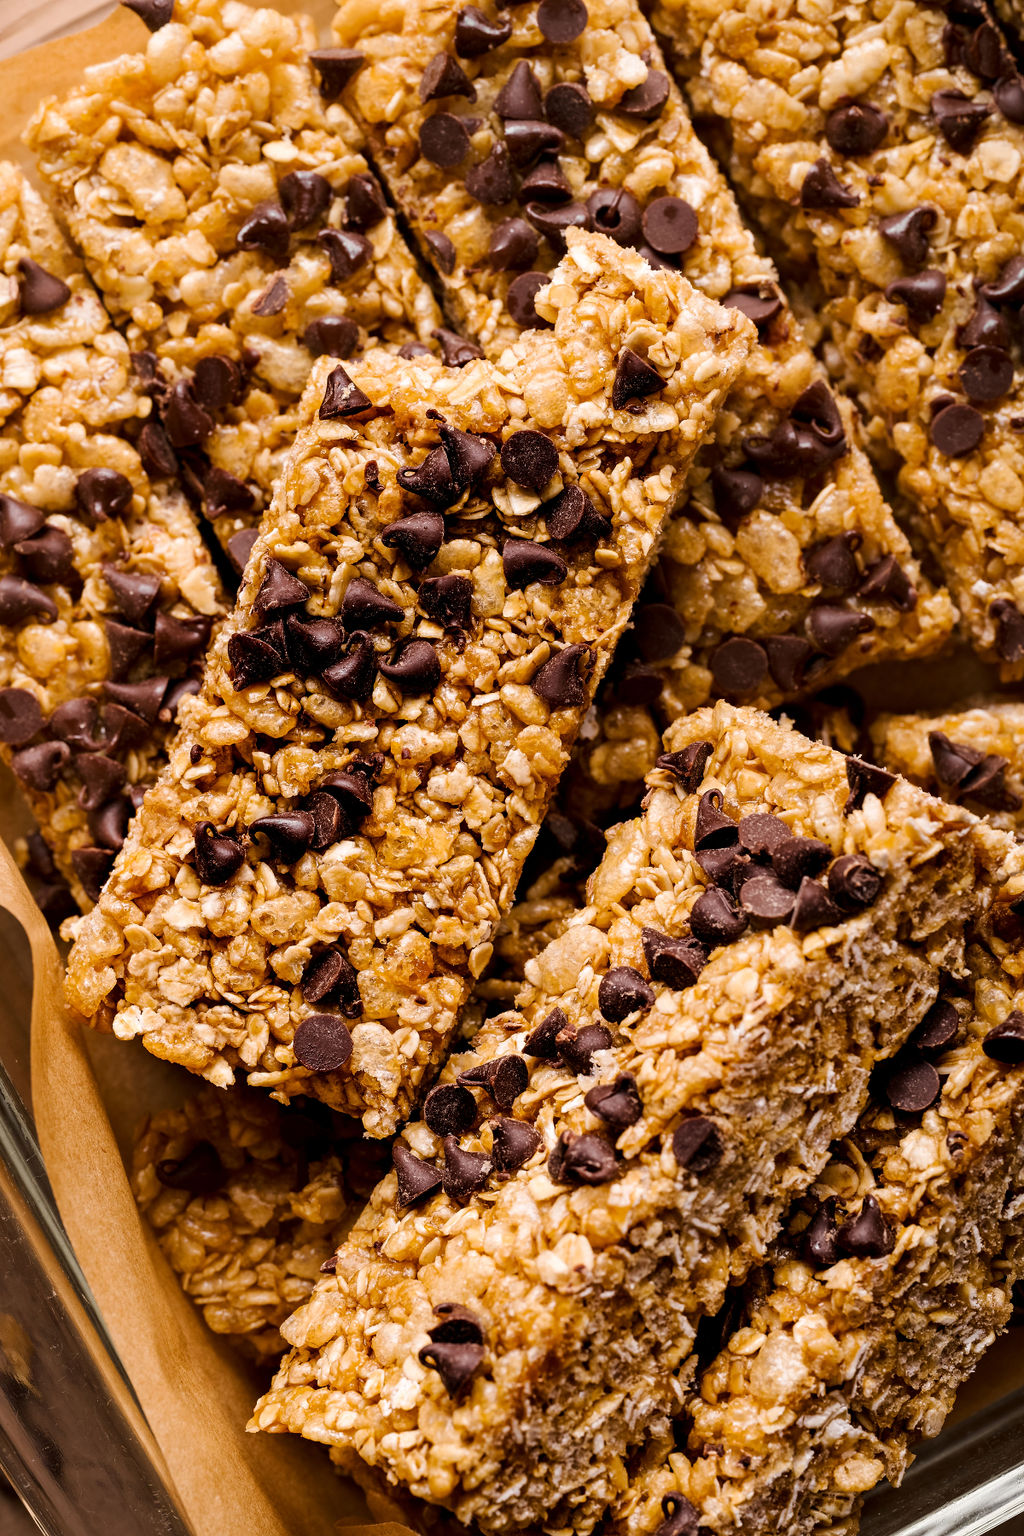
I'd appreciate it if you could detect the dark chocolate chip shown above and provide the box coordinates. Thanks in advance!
[653,1494,699,1536]
[885,268,946,323]
[251,275,288,318]
[458,1053,529,1110]
[341,575,404,630]
[612,348,663,412]
[878,206,937,268]
[537,0,588,41]
[104,676,170,724]
[70,846,115,901]
[302,317,360,366]
[807,604,874,657]
[421,51,477,103]
[913,997,959,1053]
[455,5,513,55]
[930,400,984,457]
[503,538,567,588]
[959,343,1014,403]
[858,554,917,611]
[824,99,888,156]
[279,170,332,231]
[124,0,175,28]
[158,677,200,725]
[721,286,782,333]
[319,365,373,419]
[433,327,485,366]
[305,790,343,850]
[804,1198,840,1267]
[557,1022,613,1075]
[192,354,242,412]
[963,20,1007,79]
[584,1072,642,1131]
[524,1006,566,1058]
[0,577,57,625]
[631,603,685,663]
[0,494,45,548]
[548,1130,618,1184]
[805,531,861,593]
[885,1056,941,1112]
[642,927,707,989]
[710,464,762,526]
[292,1013,353,1072]
[737,812,790,858]
[618,69,670,119]
[17,257,71,315]
[540,483,607,544]
[791,876,843,931]
[379,638,441,694]
[302,946,362,1016]
[709,635,767,696]
[746,380,847,477]
[227,625,288,688]
[138,420,178,479]
[76,466,134,525]
[382,510,445,569]
[522,199,589,249]
[153,612,211,665]
[204,468,255,526]
[642,196,698,255]
[319,228,372,283]
[424,1083,477,1136]
[958,293,1011,351]
[545,81,594,137]
[236,200,290,265]
[102,619,150,680]
[764,634,813,692]
[690,887,747,945]
[393,1142,442,1206]
[991,597,1024,661]
[418,1336,485,1395]
[422,231,458,278]
[155,1141,225,1195]
[429,1302,486,1345]
[309,47,364,98]
[800,158,860,209]
[282,615,345,676]
[248,811,315,863]
[489,1116,541,1171]
[12,740,69,791]
[771,834,831,888]
[441,1136,492,1201]
[192,822,245,886]
[419,573,473,630]
[694,788,738,851]
[738,871,796,923]
[439,419,497,489]
[506,270,553,328]
[420,113,472,168]
[0,688,41,746]
[837,1192,894,1257]
[845,755,897,813]
[89,796,132,854]
[496,59,543,119]
[585,187,643,246]
[982,1011,1024,1063]
[827,853,882,912]
[465,142,517,204]
[103,565,161,625]
[982,254,1024,306]
[15,525,75,585]
[504,119,566,168]
[931,88,990,152]
[671,1116,722,1172]
[656,741,712,791]
[398,446,460,509]
[255,558,309,617]
[531,642,590,707]
[994,75,1024,124]
[598,965,655,1023]
[485,217,538,271]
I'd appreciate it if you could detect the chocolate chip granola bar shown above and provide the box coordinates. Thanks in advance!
[0,160,227,910]
[27,0,442,558]
[250,701,1020,1535]
[650,0,1024,676]
[64,231,752,1132]
[870,699,1024,834]
[332,0,953,726]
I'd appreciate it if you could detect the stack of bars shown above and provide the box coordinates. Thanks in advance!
[4,0,1024,1533]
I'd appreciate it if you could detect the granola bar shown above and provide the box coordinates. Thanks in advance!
[0,161,227,911]
[133,1086,391,1360]
[332,0,953,728]
[63,230,752,1132]
[250,701,1019,1536]
[870,699,1024,835]
[27,0,442,557]
[610,929,1024,1536]
[651,0,1024,677]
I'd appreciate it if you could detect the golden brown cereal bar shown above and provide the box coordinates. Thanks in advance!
[63,230,752,1133]
[609,928,1024,1536]
[250,701,1020,1535]
[332,0,954,732]
[648,0,1024,677]
[870,698,1024,835]
[0,161,227,911]
[27,0,442,559]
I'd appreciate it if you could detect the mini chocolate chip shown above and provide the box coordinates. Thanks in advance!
[486,216,539,271]
[524,1006,566,1058]
[994,75,1024,124]
[104,676,169,723]
[0,688,41,746]
[137,421,178,479]
[279,170,332,230]
[341,576,404,630]
[557,1022,613,1075]
[344,174,388,233]
[420,113,472,168]
[858,554,917,611]
[283,616,345,678]
[0,494,45,547]
[379,638,441,694]
[879,206,937,268]
[255,559,309,617]
[319,229,372,283]
[800,159,860,209]
[738,812,791,857]
[503,538,567,589]
[791,876,843,931]
[0,577,57,625]
[931,88,990,152]
[771,834,831,888]
[546,81,594,136]
[458,1054,529,1110]
[70,846,114,901]
[465,142,516,204]
[845,755,897,813]
[103,565,161,625]
[421,51,476,103]
[438,421,496,489]
[542,484,609,544]
[804,1197,840,1267]
[12,741,69,791]
[489,1116,542,1171]
[418,1335,484,1395]
[192,822,245,886]
[382,510,445,569]
[549,1130,618,1184]
[805,531,861,593]
[421,232,457,280]
[192,354,242,412]
[15,525,75,585]
[642,927,707,989]
[885,269,946,323]
[18,257,71,315]
[690,887,747,945]
[309,47,364,98]
[153,612,211,665]
[584,1073,642,1132]
[228,625,289,688]
[958,293,1011,351]
[913,997,959,1053]
[504,119,565,168]
[886,1056,941,1112]
[455,5,512,54]
[399,446,460,510]
[302,946,361,1016]
[598,965,655,1023]
[612,348,664,412]
[930,400,984,457]
[837,1192,894,1257]
[319,1255,338,1274]
[982,254,1024,306]
[585,187,643,246]
[709,635,767,696]
[537,0,588,41]
[694,788,738,851]
[765,634,814,692]
[292,1013,353,1073]
[643,196,698,255]
[825,99,888,156]
[319,365,373,419]
[959,343,1014,403]
[807,604,874,657]
[983,1011,1024,1062]
[710,464,763,526]
[656,741,712,792]
[496,59,543,119]
[429,1302,486,1345]
[393,1143,442,1206]
[303,317,360,367]
[433,327,485,366]
[419,573,473,630]
[619,69,670,118]
[506,270,553,327]
[721,286,782,333]
[441,1136,492,1201]
[76,467,134,525]
[236,200,289,264]
[671,1116,722,1172]
[252,275,288,318]
[248,811,315,863]
[424,1083,477,1136]
[827,853,882,912]
[531,642,590,707]
[305,790,343,850]
[523,199,589,249]
[156,1141,225,1195]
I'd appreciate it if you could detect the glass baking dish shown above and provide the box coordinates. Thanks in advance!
[0,2,1023,1533]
